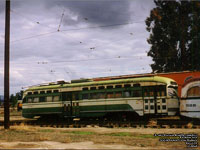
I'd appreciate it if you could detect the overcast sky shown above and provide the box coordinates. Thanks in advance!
[0,0,155,95]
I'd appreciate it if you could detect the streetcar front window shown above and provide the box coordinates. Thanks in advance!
[168,86,178,98]
[187,86,200,97]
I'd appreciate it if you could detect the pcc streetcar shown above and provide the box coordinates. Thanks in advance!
[180,78,200,119]
[22,76,179,119]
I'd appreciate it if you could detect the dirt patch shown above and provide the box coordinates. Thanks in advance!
[0,141,153,149]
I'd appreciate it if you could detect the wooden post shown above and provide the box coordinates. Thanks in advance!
[4,0,10,129]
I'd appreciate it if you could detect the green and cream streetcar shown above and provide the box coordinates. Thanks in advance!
[22,76,179,119]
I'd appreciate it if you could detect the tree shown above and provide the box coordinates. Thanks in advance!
[16,90,23,100]
[146,0,200,73]
[10,94,17,107]
[9,91,23,107]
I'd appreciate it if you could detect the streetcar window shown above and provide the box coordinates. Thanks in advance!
[168,87,177,98]
[170,81,177,85]
[162,98,166,103]
[33,97,39,103]
[145,99,148,103]
[99,93,106,99]
[161,91,165,96]
[145,105,148,110]
[162,105,166,110]
[115,85,122,88]
[99,86,105,90]
[157,91,160,96]
[150,99,153,103]
[150,91,154,97]
[53,90,59,93]
[82,94,89,99]
[158,106,160,110]
[83,87,88,91]
[124,84,131,88]
[39,97,46,102]
[115,92,122,98]
[47,90,52,93]
[157,86,166,96]
[33,91,38,94]
[28,98,32,103]
[107,92,114,98]
[133,83,140,87]
[90,87,96,90]
[40,91,45,94]
[144,89,148,97]
[107,86,113,89]
[53,96,59,101]
[149,88,154,97]
[28,92,32,95]
[133,90,141,97]
[160,86,166,96]
[46,96,52,102]
[150,105,154,110]
[75,94,79,100]
[124,91,131,97]
[90,93,98,99]
[187,86,200,97]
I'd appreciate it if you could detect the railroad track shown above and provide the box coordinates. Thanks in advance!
[0,118,199,129]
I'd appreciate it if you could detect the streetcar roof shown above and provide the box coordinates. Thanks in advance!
[25,76,176,91]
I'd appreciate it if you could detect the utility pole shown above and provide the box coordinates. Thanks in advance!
[4,0,10,129]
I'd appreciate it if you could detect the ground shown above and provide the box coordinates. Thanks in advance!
[0,125,199,149]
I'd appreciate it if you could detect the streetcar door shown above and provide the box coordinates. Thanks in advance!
[62,92,72,116]
[71,92,80,117]
[156,86,167,114]
[143,87,155,114]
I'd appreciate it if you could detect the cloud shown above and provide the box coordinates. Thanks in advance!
[44,0,132,27]
[0,0,155,95]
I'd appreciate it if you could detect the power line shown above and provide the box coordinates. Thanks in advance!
[57,9,65,32]
[86,32,135,52]
[0,55,152,65]
[10,31,58,43]
[60,21,144,32]
[0,20,144,45]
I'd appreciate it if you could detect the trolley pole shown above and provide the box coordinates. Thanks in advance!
[4,0,10,129]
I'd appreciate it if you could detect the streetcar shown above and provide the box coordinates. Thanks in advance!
[180,78,200,119]
[22,76,179,119]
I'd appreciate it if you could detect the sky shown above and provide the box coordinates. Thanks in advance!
[0,0,155,95]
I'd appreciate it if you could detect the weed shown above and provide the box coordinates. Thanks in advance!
[140,144,145,147]
[38,129,55,133]
[61,131,95,135]
[106,132,132,137]
[137,134,157,139]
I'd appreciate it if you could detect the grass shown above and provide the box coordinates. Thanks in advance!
[104,132,158,139]
[38,129,55,132]
[61,131,95,135]
[137,134,157,139]
[106,132,132,137]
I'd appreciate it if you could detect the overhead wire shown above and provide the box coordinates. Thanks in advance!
[60,21,144,32]
[0,19,144,45]
[57,9,65,32]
